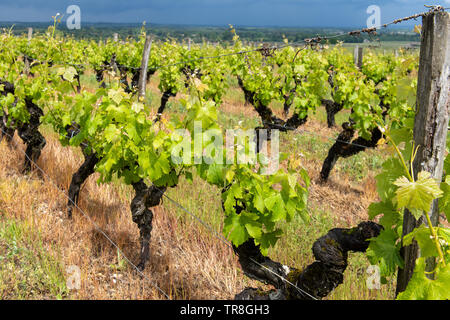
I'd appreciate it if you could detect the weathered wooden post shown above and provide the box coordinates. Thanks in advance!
[113,33,118,42]
[27,27,33,41]
[396,10,449,295]
[354,46,364,69]
[23,28,34,75]
[358,47,364,69]
[138,35,153,100]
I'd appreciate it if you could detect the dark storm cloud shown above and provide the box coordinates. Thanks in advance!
[0,0,448,27]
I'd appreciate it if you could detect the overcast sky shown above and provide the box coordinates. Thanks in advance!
[0,0,448,27]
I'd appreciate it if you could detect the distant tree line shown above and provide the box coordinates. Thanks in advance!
[0,22,420,44]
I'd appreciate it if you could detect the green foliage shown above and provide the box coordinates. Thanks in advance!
[394,171,443,219]
[367,115,450,299]
[397,258,450,300]
[366,228,404,277]
[220,165,309,255]
[403,227,450,258]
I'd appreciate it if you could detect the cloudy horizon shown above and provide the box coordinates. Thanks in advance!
[0,1,448,28]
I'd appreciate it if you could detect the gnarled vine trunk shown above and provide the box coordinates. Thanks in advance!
[18,98,46,173]
[322,99,344,128]
[131,180,167,270]
[319,123,382,182]
[66,150,99,219]
[95,68,106,88]
[154,90,177,123]
[234,221,383,300]
[64,122,169,271]
[236,76,308,141]
[130,68,156,92]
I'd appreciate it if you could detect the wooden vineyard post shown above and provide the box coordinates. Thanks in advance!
[396,10,449,296]
[27,27,33,41]
[354,46,363,69]
[113,33,118,42]
[187,38,191,60]
[24,28,33,75]
[138,35,152,101]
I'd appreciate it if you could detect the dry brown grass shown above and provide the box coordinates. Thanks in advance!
[221,102,259,119]
[292,119,380,225]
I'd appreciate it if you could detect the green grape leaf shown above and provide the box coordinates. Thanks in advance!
[367,228,404,276]
[394,171,443,218]
[223,184,243,213]
[368,200,396,219]
[153,169,179,188]
[223,191,235,214]
[138,150,151,172]
[108,88,124,105]
[225,169,235,183]
[63,66,77,82]
[285,199,298,220]
[125,123,141,144]
[263,194,277,211]
[403,226,450,258]
[242,216,262,239]
[253,192,265,213]
[206,163,225,186]
[368,200,400,229]
[440,176,450,221]
[299,168,310,188]
[376,158,405,201]
[104,124,120,143]
[256,229,283,256]
[444,153,450,176]
[131,102,144,114]
[184,171,193,183]
[223,212,249,247]
[264,193,286,222]
[397,258,450,300]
